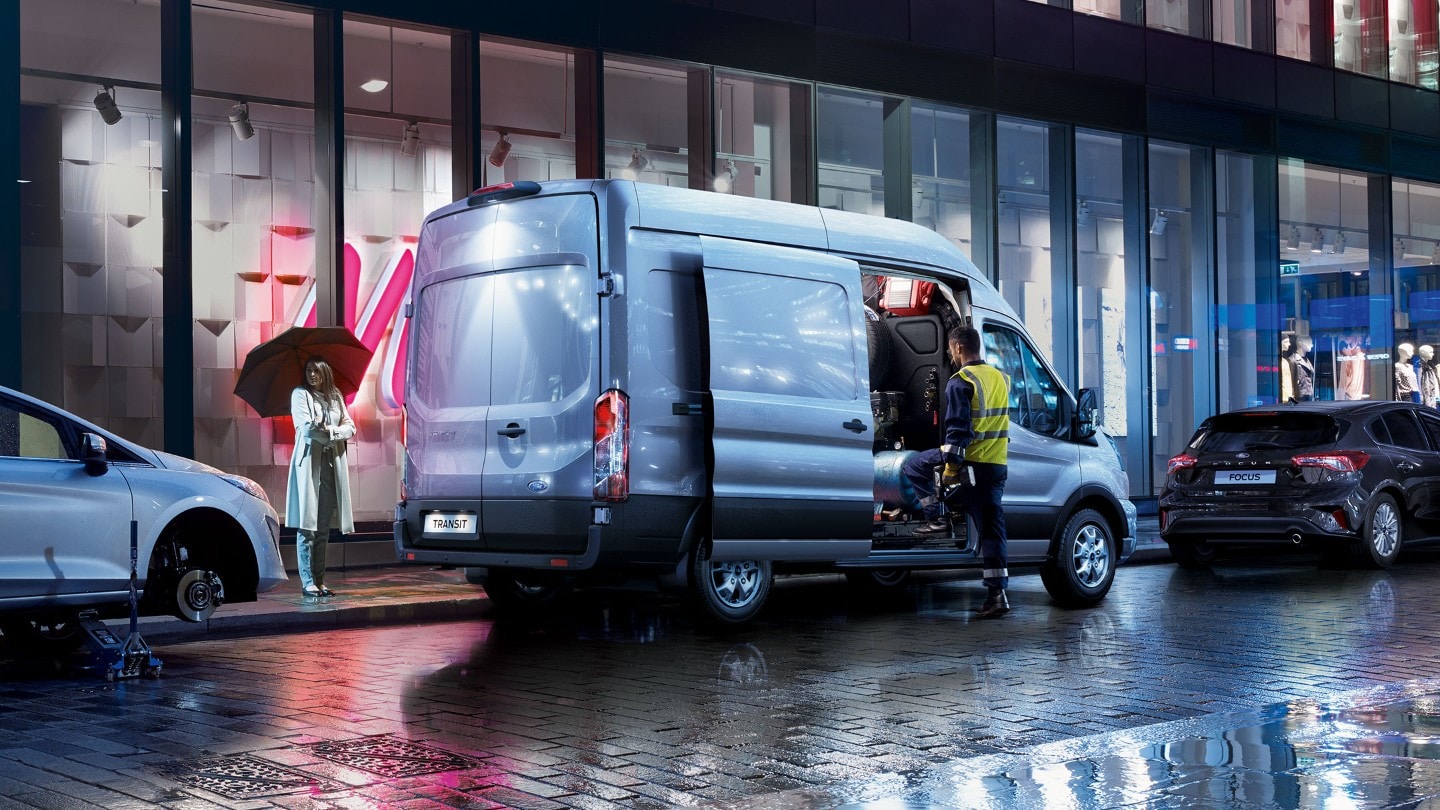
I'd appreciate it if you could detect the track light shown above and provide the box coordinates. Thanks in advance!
[1076,200,1091,228]
[1432,241,1440,265]
[1287,225,1301,250]
[94,85,121,126]
[1311,227,1324,254]
[228,102,255,141]
[1398,238,1409,257]
[488,133,511,168]
[400,121,420,157]
[621,148,649,180]
[713,159,738,193]
[1334,230,1346,255]
[1150,210,1168,236]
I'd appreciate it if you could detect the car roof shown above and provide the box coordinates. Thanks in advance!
[1216,400,1432,420]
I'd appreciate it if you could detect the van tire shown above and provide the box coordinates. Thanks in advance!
[866,317,892,388]
[687,544,772,628]
[1039,508,1115,608]
[479,569,570,614]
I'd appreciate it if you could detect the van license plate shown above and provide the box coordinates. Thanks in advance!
[424,512,477,537]
[1215,470,1275,485]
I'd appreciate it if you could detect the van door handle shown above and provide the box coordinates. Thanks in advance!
[843,419,868,433]
[497,425,526,438]
[672,402,705,416]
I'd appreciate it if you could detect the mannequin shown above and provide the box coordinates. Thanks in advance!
[1424,345,1440,407]
[1280,336,1296,403]
[1397,342,1419,401]
[1338,336,1367,400]
[1292,335,1315,401]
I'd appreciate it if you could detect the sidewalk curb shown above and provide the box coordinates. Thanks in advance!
[138,595,489,645]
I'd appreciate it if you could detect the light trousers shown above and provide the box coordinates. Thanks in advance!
[296,449,337,590]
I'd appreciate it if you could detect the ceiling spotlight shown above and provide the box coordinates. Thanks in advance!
[360,79,389,93]
[400,121,420,157]
[94,85,121,126]
[1286,225,1301,250]
[1076,200,1092,228]
[713,159,738,193]
[1149,210,1168,236]
[1311,227,1325,254]
[1398,238,1409,257]
[1334,230,1346,255]
[228,101,255,141]
[488,133,511,168]
[621,148,649,181]
[1432,241,1440,265]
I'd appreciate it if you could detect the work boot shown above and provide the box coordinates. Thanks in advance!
[911,517,953,538]
[975,589,1010,619]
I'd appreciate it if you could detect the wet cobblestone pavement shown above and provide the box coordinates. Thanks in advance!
[6,549,1440,808]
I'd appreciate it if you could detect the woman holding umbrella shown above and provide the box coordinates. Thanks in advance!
[286,357,356,597]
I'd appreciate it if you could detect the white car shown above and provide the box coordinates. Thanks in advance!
[0,384,287,650]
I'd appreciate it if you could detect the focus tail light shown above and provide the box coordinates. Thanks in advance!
[594,389,629,501]
[1292,451,1369,473]
[1166,454,1198,475]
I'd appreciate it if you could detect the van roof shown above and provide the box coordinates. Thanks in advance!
[427,179,1011,314]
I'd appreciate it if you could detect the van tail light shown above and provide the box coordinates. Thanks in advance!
[594,389,629,501]
[1292,451,1369,473]
[1166,454,1198,475]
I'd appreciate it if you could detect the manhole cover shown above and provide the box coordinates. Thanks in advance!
[305,735,480,778]
[154,754,338,800]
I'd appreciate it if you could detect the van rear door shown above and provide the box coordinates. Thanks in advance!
[699,236,873,557]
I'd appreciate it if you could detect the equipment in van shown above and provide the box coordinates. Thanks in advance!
[394,179,1137,628]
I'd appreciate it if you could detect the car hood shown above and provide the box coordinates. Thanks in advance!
[151,450,225,475]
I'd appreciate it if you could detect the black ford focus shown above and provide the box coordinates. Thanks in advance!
[1160,401,1440,569]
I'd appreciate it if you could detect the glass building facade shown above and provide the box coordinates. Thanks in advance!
[12,0,1440,527]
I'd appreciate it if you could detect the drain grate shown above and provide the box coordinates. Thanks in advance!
[305,734,480,778]
[154,754,338,800]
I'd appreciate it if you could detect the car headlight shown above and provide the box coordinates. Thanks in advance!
[219,473,270,503]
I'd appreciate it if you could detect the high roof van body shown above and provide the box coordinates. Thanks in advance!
[394,180,1135,625]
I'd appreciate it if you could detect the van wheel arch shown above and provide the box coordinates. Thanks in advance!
[686,540,772,630]
[1040,507,1116,608]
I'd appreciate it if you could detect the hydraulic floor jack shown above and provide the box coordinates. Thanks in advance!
[76,520,162,680]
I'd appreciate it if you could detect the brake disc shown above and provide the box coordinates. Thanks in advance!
[173,569,224,622]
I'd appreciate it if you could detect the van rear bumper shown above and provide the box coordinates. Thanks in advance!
[394,521,605,571]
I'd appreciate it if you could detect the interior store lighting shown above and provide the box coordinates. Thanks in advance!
[228,102,255,141]
[400,121,420,157]
[713,159,738,193]
[1076,200,1091,228]
[1334,230,1346,254]
[1398,238,1409,257]
[1311,228,1325,254]
[621,148,649,180]
[1286,225,1301,250]
[94,85,121,125]
[360,79,389,93]
[488,133,511,168]
[1149,210,1168,236]
[1432,241,1440,265]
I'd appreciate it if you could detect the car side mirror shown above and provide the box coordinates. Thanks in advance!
[81,432,109,476]
[1074,388,1098,441]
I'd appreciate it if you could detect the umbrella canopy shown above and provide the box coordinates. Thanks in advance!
[234,326,374,417]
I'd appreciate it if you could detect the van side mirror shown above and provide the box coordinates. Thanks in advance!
[81,432,109,476]
[1074,389,1098,441]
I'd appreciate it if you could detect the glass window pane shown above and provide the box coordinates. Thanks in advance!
[997,117,1055,361]
[1277,0,1313,59]
[1077,0,1128,22]
[1077,130,1135,460]
[604,55,696,188]
[0,405,66,460]
[1394,177,1440,405]
[817,86,887,217]
[1215,0,1253,47]
[1148,0,1202,35]
[1388,0,1438,86]
[1336,0,1389,76]
[481,38,579,183]
[984,325,1064,437]
[911,102,974,261]
[415,275,495,409]
[490,266,595,406]
[714,71,809,202]
[20,0,163,443]
[1217,151,1281,411]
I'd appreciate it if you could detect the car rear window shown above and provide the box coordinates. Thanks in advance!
[1189,412,1340,453]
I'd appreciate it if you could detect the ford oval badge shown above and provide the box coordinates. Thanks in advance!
[527,480,549,493]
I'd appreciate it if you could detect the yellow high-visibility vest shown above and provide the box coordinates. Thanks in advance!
[958,363,1010,464]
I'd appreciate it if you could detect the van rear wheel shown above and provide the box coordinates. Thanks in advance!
[687,545,772,628]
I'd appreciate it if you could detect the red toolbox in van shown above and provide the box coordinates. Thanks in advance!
[880,277,935,316]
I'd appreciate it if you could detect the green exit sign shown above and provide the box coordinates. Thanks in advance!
[1281,261,1300,276]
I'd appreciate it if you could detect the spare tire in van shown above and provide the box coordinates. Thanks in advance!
[866,315,891,389]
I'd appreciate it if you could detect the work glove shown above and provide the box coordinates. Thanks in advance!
[941,463,964,488]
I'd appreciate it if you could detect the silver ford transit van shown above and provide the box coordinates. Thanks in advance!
[394,179,1135,626]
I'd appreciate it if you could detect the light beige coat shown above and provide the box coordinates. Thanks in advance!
[284,386,356,534]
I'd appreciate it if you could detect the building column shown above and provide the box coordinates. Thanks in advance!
[161,0,194,456]
[313,8,344,327]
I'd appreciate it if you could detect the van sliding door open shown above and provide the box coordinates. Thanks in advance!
[698,236,873,561]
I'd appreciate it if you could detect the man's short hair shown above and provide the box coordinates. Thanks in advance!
[949,326,982,356]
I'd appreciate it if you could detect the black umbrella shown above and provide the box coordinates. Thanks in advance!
[233,326,373,417]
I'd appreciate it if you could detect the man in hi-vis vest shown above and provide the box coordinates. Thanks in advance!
[902,325,1013,619]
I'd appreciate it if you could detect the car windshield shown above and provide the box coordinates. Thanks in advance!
[1190,412,1339,453]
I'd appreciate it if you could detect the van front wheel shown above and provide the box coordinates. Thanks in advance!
[687,545,772,628]
[1040,508,1115,608]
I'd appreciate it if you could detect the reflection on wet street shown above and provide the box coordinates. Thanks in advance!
[9,552,1440,807]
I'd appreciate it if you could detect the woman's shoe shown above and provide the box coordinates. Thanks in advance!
[319,586,334,597]
[302,586,324,597]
